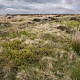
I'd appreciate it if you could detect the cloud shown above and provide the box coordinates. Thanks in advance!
[0,0,80,14]
[22,0,61,3]
[0,4,5,9]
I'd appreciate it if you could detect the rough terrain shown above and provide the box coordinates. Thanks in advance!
[0,14,80,80]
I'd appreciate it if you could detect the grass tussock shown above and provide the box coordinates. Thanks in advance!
[71,61,80,80]
[72,31,80,56]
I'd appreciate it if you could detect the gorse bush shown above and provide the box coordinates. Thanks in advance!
[72,31,80,56]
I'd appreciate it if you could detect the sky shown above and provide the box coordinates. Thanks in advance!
[0,0,80,14]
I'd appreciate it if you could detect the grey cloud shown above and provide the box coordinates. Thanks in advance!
[0,4,5,9]
[0,0,80,14]
[62,0,73,4]
[22,0,61,3]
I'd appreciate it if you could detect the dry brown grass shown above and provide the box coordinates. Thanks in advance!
[72,31,80,56]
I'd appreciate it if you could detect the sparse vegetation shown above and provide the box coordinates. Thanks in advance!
[0,14,80,80]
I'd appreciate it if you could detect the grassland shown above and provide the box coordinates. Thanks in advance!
[0,14,80,80]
